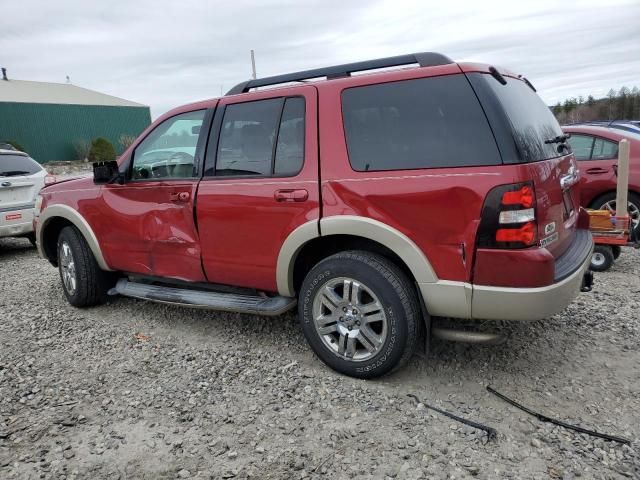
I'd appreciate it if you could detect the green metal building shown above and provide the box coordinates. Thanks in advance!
[0,70,151,163]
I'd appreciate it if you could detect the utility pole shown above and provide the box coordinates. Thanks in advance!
[250,50,257,79]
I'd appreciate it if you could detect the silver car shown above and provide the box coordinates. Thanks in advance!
[0,149,52,244]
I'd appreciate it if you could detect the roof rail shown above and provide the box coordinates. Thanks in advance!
[225,52,454,95]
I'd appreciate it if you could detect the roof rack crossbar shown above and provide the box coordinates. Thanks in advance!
[226,52,453,95]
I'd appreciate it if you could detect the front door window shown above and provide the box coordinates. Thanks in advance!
[131,110,206,180]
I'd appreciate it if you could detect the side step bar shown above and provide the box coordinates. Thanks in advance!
[109,279,296,316]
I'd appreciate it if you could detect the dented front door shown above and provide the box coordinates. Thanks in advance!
[99,179,205,281]
[95,107,212,282]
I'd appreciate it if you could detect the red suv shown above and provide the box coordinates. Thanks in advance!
[34,53,593,378]
[563,124,640,235]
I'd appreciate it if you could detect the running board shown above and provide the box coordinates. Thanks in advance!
[432,327,505,345]
[109,279,296,316]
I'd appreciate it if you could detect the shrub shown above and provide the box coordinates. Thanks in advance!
[88,137,116,162]
[118,134,137,150]
[72,139,91,161]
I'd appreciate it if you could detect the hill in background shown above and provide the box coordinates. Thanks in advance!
[552,86,639,124]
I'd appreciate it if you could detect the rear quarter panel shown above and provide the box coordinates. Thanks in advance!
[317,65,518,282]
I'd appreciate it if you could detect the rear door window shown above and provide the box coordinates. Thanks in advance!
[274,97,305,176]
[341,74,501,171]
[209,96,306,177]
[0,155,42,177]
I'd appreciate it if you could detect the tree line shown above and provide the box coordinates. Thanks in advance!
[551,86,640,124]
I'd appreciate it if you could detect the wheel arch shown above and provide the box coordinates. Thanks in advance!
[37,204,112,271]
[276,216,437,297]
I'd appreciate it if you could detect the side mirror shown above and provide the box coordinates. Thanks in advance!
[192,125,201,135]
[93,160,121,184]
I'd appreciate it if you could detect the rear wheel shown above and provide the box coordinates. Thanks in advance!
[298,251,420,379]
[57,226,114,307]
[592,192,640,236]
[590,245,614,272]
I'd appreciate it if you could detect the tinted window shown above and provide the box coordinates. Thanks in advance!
[211,97,306,177]
[567,135,594,161]
[274,97,305,176]
[132,110,205,179]
[474,74,564,163]
[341,75,501,171]
[216,99,282,176]
[591,138,618,160]
[0,154,42,176]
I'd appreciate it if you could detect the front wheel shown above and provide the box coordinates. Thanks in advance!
[298,251,421,379]
[57,226,114,307]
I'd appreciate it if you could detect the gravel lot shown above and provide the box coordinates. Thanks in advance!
[1,238,639,479]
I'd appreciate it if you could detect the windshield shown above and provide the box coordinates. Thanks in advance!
[468,73,565,163]
[0,154,42,176]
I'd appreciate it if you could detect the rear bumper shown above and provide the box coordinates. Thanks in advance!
[0,206,35,238]
[419,230,594,321]
[471,244,592,320]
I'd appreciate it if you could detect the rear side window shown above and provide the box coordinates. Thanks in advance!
[468,73,564,163]
[0,155,42,176]
[567,135,594,160]
[591,138,618,160]
[341,75,501,171]
[211,97,305,177]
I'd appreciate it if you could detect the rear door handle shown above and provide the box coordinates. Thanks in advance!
[586,167,609,175]
[274,189,308,202]
[169,191,190,202]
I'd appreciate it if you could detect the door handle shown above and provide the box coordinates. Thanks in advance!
[586,167,609,175]
[274,189,308,202]
[169,191,190,202]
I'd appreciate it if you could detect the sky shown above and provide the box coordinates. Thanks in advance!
[2,0,639,118]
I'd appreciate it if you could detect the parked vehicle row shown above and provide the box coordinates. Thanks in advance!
[33,53,595,378]
[563,125,640,235]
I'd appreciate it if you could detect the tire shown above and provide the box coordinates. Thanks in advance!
[591,191,640,237]
[57,226,114,307]
[612,245,622,260]
[590,245,614,272]
[298,250,421,379]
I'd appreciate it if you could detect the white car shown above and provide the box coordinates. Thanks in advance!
[0,149,54,244]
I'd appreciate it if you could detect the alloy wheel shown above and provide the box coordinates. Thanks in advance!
[312,277,388,362]
[599,199,640,229]
[60,240,77,295]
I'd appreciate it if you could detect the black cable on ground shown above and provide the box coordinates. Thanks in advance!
[486,386,631,446]
[407,393,498,441]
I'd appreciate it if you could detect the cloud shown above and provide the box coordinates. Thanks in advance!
[2,0,638,116]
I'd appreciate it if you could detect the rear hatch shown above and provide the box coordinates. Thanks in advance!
[0,154,45,214]
[466,70,580,259]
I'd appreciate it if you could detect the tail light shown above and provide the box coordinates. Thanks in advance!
[44,174,57,185]
[477,182,538,248]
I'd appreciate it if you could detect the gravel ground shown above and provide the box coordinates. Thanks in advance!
[1,238,639,479]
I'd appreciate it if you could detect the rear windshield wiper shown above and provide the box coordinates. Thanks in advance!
[544,134,571,145]
[0,170,31,177]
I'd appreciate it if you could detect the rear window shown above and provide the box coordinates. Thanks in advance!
[469,73,564,163]
[341,74,501,171]
[0,154,42,176]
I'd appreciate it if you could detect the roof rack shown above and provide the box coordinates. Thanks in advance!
[226,52,454,95]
